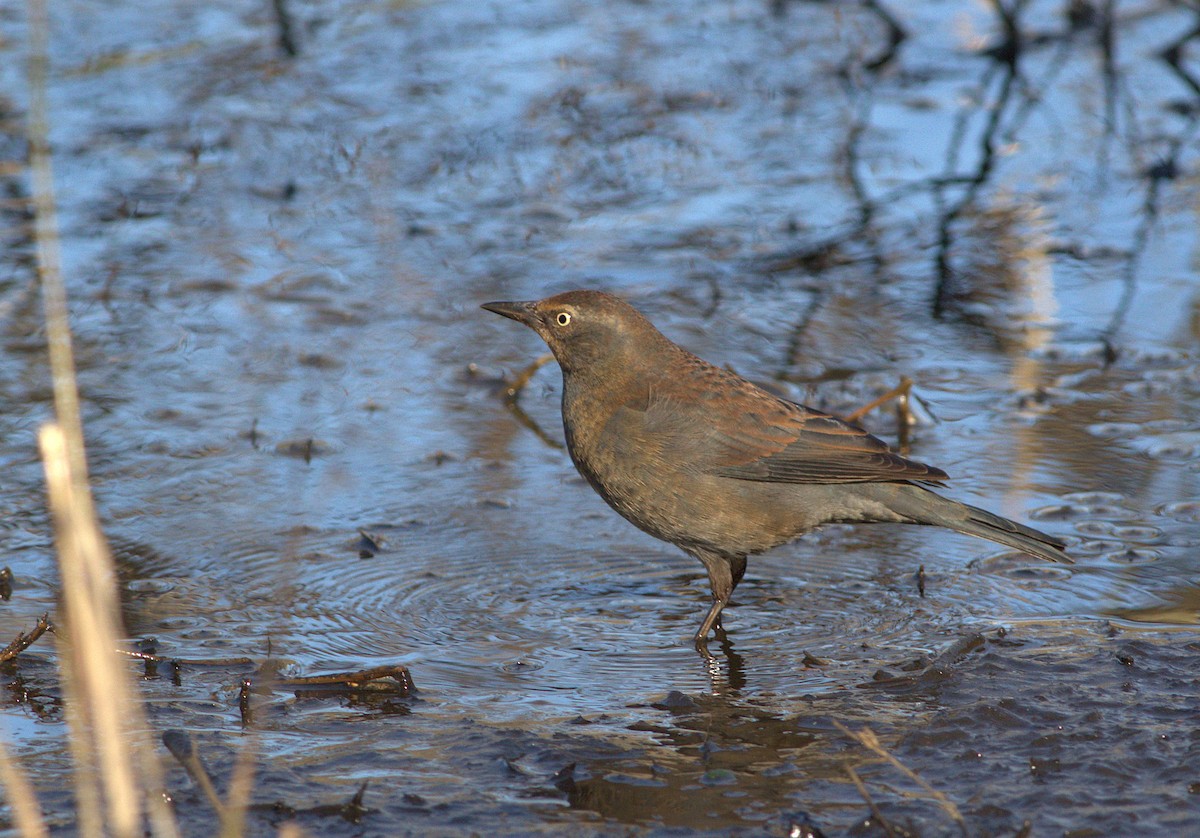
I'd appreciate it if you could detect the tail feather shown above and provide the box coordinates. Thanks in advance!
[886,485,1072,564]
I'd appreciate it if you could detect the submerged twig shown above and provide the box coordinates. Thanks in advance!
[842,377,916,452]
[115,648,256,667]
[505,399,564,450]
[277,664,415,694]
[0,613,52,663]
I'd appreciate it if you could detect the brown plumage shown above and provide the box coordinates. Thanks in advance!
[483,289,1070,649]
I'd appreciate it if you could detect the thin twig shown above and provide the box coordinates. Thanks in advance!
[843,377,913,424]
[843,763,898,838]
[500,353,553,402]
[114,648,255,667]
[0,613,52,662]
[834,721,967,834]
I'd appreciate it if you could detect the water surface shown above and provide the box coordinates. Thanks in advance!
[2,0,1198,834]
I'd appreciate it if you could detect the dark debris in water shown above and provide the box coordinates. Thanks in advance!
[274,437,331,461]
[278,664,416,698]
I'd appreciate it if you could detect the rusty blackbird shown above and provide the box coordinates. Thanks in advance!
[483,290,1070,649]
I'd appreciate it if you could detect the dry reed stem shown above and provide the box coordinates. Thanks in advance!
[28,0,180,833]
[26,0,85,484]
[27,0,103,825]
[219,738,261,838]
[41,425,133,834]
[0,734,50,838]
[40,426,180,838]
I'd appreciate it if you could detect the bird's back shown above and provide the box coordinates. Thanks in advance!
[560,333,955,554]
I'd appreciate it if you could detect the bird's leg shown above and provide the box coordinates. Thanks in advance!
[691,551,747,649]
[695,598,727,645]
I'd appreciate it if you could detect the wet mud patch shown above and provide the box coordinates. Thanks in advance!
[554,624,1199,836]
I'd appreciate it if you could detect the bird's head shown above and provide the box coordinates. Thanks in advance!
[482,289,665,375]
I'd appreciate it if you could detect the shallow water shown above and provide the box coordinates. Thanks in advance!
[2,0,1199,834]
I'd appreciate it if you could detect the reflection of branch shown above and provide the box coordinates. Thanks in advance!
[271,0,299,57]
[1160,19,1200,97]
[860,0,908,72]
[492,353,564,449]
[836,78,890,281]
[1098,12,1200,350]
[774,285,826,380]
[932,54,1020,318]
[506,399,564,450]
[1099,0,1118,169]
[760,0,1198,360]
[1101,116,1200,348]
[772,0,907,72]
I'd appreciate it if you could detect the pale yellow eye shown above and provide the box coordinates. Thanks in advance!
[555,312,572,326]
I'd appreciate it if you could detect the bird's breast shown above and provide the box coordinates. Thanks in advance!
[560,380,792,554]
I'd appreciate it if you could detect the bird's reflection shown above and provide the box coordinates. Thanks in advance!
[698,625,746,696]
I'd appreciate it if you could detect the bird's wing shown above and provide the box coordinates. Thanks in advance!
[645,367,948,485]
[708,405,948,483]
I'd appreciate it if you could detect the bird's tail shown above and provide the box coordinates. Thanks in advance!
[884,484,1072,564]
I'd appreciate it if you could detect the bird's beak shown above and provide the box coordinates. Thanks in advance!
[481,300,540,328]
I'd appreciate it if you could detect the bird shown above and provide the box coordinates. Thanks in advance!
[482,290,1070,650]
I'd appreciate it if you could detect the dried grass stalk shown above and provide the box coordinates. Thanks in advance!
[40,425,180,838]
[27,0,180,831]
[0,734,50,838]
